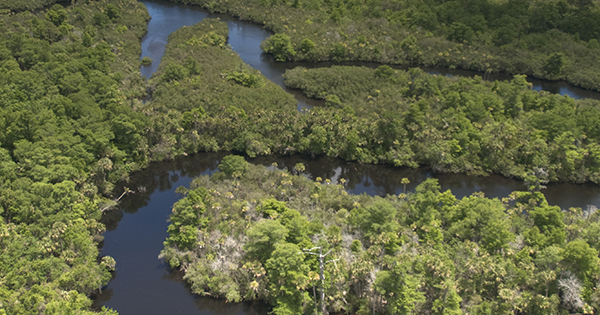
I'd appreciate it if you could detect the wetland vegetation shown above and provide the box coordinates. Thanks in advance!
[163,155,600,315]
[4,0,600,314]
[166,0,600,91]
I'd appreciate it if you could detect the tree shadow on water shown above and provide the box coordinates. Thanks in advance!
[161,267,271,315]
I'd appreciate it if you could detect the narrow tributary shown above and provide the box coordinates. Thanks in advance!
[92,1,600,314]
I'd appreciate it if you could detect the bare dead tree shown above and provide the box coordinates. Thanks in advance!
[100,187,133,212]
[558,271,584,312]
[583,205,598,220]
[302,247,340,315]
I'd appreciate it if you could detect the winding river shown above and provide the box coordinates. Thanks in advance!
[92,1,600,313]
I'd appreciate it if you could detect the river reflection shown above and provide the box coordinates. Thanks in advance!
[139,0,600,110]
[250,155,600,210]
[94,149,600,314]
[94,0,600,314]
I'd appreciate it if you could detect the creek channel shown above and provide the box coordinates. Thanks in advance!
[93,0,600,314]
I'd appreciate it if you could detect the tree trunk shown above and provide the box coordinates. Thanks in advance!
[320,253,326,315]
[313,283,318,315]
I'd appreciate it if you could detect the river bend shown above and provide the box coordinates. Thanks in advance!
[92,1,600,314]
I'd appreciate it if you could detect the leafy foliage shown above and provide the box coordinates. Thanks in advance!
[150,19,600,184]
[283,65,600,184]
[165,187,208,250]
[5,0,600,314]
[163,158,600,314]
[261,33,296,62]
[0,0,151,313]
[165,0,600,91]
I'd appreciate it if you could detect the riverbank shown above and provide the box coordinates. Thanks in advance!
[4,1,600,314]
[89,4,600,313]
[0,1,151,314]
[142,18,298,160]
[284,65,600,184]
[163,0,600,92]
[161,155,600,314]
[144,16,600,184]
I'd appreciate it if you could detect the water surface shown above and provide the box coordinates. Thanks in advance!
[94,1,600,314]
[94,151,600,314]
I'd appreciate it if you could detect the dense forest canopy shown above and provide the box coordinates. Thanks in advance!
[166,0,600,91]
[162,155,600,315]
[147,20,600,184]
[283,65,600,183]
[0,0,64,12]
[3,0,600,313]
[143,19,298,160]
[154,17,600,314]
[0,0,150,314]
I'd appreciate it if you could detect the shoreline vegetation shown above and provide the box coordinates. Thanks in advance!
[152,18,600,313]
[164,0,600,92]
[283,65,600,184]
[148,9,600,314]
[162,155,600,315]
[0,0,150,314]
[0,0,65,13]
[148,19,600,185]
[3,0,600,314]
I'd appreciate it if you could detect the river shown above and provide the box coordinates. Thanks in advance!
[92,0,600,314]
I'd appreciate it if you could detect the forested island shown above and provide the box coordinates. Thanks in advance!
[162,155,600,315]
[3,0,600,314]
[148,19,600,184]
[166,0,600,91]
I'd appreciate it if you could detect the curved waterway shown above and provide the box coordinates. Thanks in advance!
[136,0,600,103]
[93,0,600,314]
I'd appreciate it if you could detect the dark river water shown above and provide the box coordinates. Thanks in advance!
[93,0,600,314]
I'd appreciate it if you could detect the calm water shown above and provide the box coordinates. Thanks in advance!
[422,66,600,101]
[93,153,600,314]
[93,1,600,314]
[138,1,600,105]
[139,0,321,110]
[93,153,270,314]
